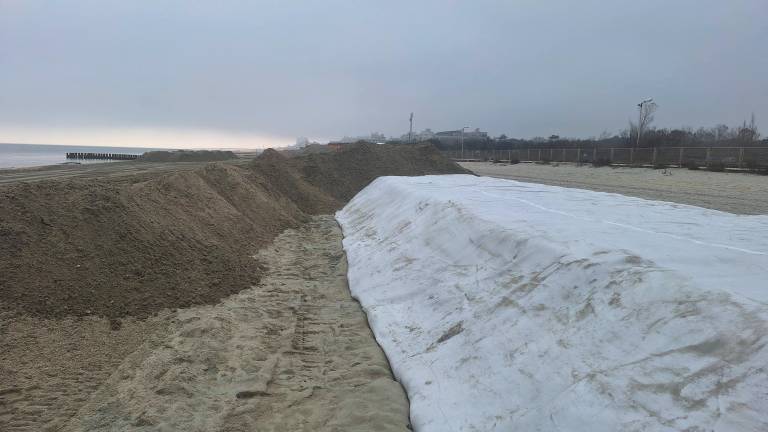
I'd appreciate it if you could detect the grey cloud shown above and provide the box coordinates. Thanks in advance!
[1,0,766,142]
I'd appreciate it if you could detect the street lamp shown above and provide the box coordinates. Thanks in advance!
[460,126,469,159]
[408,112,414,144]
[636,98,654,148]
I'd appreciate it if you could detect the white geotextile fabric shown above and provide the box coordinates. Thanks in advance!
[337,175,768,432]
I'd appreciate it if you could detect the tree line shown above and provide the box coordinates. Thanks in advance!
[412,114,764,151]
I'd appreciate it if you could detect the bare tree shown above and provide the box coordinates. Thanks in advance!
[619,128,630,141]
[735,113,760,143]
[748,112,760,141]
[636,99,657,147]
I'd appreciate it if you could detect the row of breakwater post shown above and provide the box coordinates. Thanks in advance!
[65,152,140,161]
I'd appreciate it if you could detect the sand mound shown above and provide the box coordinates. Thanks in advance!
[0,164,303,318]
[139,150,237,162]
[251,151,340,215]
[0,144,464,319]
[256,147,286,161]
[283,143,472,201]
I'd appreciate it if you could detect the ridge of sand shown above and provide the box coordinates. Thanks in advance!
[139,150,237,162]
[0,143,466,319]
[0,144,460,430]
[61,216,410,432]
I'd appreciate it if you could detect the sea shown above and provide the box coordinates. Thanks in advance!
[0,143,168,169]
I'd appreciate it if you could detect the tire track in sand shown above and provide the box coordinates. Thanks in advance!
[62,215,410,431]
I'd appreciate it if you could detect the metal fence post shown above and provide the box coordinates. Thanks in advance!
[473,146,752,168]
[739,147,744,168]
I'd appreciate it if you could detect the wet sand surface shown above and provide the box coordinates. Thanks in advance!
[1,216,410,431]
[461,161,768,215]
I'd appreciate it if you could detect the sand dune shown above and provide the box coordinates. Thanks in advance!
[1,144,463,430]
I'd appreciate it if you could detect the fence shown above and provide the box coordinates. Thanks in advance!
[444,146,768,168]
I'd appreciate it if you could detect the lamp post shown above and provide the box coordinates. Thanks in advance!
[408,112,414,144]
[460,126,469,159]
[636,98,654,148]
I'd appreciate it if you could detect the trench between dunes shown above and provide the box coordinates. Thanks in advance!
[0,143,466,431]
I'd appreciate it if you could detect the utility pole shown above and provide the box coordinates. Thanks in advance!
[460,126,469,159]
[408,112,414,144]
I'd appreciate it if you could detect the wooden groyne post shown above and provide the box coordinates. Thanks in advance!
[65,152,140,161]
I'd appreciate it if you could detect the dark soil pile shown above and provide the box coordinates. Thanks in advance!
[0,165,305,318]
[0,144,465,319]
[140,150,237,162]
[289,143,471,201]
[251,149,342,214]
[278,143,335,158]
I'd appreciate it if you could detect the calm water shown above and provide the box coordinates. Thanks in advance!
[0,143,167,169]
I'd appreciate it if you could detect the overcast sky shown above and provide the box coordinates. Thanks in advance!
[1,0,766,148]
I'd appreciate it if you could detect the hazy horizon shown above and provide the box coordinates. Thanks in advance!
[2,1,766,149]
[0,126,293,149]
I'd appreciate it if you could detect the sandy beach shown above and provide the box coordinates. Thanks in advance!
[461,161,768,215]
[1,216,410,431]
[0,144,461,431]
[0,313,167,431]
[61,216,410,431]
